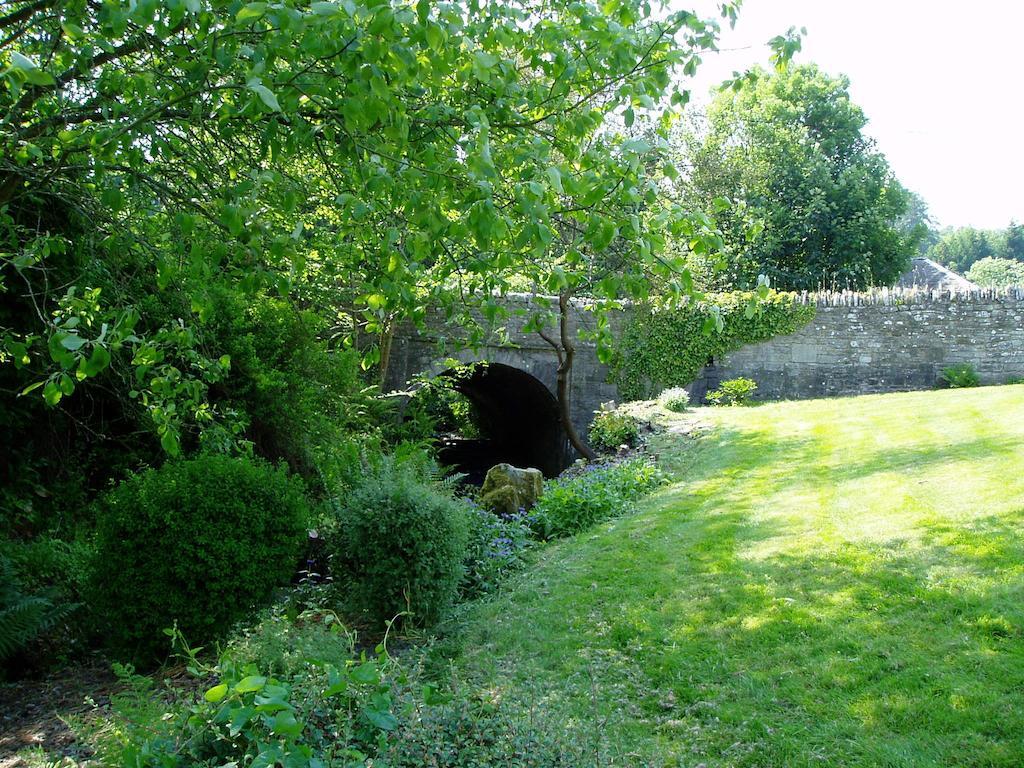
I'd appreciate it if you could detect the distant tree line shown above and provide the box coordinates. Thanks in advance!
[923,222,1024,287]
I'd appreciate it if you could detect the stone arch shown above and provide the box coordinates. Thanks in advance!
[436,361,567,479]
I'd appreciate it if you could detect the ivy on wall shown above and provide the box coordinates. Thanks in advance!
[611,291,816,400]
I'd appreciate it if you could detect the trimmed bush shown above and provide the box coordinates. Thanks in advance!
[707,377,758,406]
[329,460,468,625]
[588,409,641,453]
[88,455,309,662]
[658,387,691,413]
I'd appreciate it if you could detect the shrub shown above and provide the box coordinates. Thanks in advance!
[965,257,1024,289]
[529,458,666,540]
[328,459,469,625]
[87,455,309,662]
[588,409,641,453]
[707,377,758,406]
[940,363,980,388]
[461,502,533,598]
[100,622,405,768]
[658,387,691,413]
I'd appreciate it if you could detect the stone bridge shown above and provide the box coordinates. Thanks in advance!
[384,288,1024,474]
[384,295,618,475]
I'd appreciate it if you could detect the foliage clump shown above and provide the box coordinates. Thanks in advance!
[461,503,534,599]
[588,409,642,453]
[88,455,309,662]
[327,459,469,625]
[529,458,665,540]
[612,290,814,400]
[658,387,691,412]
[940,364,980,389]
[965,257,1024,289]
[707,377,758,406]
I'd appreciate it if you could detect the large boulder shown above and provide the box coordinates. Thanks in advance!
[480,463,544,516]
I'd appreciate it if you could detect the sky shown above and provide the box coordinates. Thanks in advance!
[677,0,1024,230]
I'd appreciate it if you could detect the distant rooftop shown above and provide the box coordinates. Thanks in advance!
[894,257,979,292]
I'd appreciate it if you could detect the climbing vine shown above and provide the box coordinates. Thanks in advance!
[611,291,815,400]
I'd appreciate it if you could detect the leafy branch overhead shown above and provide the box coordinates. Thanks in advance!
[1,0,805,454]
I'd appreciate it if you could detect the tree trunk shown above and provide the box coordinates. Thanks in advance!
[378,316,395,390]
[540,291,596,461]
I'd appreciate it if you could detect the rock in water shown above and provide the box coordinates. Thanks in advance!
[480,463,544,516]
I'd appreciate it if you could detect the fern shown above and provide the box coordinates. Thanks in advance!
[0,555,74,661]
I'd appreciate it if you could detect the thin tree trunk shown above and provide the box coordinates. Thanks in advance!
[539,291,596,460]
[378,316,395,389]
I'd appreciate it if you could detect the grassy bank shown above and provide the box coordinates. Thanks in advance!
[443,386,1024,766]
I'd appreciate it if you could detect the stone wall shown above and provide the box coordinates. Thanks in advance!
[693,288,1024,401]
[388,288,1024,440]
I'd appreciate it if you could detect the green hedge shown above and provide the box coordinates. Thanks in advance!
[611,291,815,400]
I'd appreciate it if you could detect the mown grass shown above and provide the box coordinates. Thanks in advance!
[442,385,1024,766]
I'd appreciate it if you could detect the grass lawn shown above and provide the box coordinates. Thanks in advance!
[444,385,1024,767]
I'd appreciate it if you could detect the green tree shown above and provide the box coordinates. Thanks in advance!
[1004,221,1024,262]
[677,64,917,291]
[926,227,996,273]
[965,257,1024,289]
[1,0,789,459]
[898,191,940,257]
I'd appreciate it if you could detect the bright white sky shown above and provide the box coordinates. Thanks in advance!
[677,0,1024,230]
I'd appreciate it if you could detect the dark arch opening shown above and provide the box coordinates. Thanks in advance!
[436,362,568,480]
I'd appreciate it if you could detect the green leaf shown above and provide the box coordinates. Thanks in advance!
[229,706,255,736]
[425,23,445,51]
[58,373,75,395]
[81,345,111,377]
[247,79,280,111]
[364,708,398,731]
[416,0,431,24]
[61,22,86,40]
[234,675,268,693]
[472,51,499,82]
[160,429,180,456]
[350,662,380,685]
[43,380,62,407]
[10,52,38,72]
[205,683,229,702]
[236,2,268,22]
[546,166,564,195]
[20,381,44,396]
[271,711,303,737]
[24,68,56,86]
[60,333,87,351]
[421,684,452,706]
[311,1,342,15]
